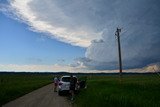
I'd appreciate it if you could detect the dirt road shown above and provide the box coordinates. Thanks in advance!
[3,84,72,107]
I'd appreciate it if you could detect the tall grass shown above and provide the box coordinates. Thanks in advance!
[75,75,160,107]
[0,73,52,106]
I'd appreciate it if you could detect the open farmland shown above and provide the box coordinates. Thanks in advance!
[0,73,52,106]
[75,74,160,107]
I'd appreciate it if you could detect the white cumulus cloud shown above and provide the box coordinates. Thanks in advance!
[1,0,104,47]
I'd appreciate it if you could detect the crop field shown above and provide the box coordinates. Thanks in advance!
[75,74,160,107]
[0,73,52,106]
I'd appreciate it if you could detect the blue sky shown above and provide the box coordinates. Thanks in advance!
[0,0,160,72]
[0,11,85,65]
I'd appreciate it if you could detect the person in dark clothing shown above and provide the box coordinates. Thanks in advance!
[70,75,77,100]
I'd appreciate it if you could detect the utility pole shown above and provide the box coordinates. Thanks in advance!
[115,28,122,78]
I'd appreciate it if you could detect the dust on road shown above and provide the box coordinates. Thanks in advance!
[3,84,73,107]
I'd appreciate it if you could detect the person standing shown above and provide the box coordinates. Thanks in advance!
[54,76,59,92]
[70,75,77,101]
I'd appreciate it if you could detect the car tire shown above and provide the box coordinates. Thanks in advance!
[58,90,63,96]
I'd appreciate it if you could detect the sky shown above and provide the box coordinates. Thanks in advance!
[0,0,160,73]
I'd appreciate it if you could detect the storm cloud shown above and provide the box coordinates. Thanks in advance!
[84,0,160,69]
[1,0,160,70]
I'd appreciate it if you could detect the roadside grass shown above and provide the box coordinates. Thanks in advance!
[0,73,52,106]
[75,75,160,107]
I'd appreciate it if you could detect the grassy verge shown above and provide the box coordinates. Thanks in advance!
[0,73,52,106]
[75,75,160,107]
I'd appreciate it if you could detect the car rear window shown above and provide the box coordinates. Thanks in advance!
[61,77,77,82]
[62,77,70,82]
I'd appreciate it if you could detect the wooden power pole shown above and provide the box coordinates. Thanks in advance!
[115,28,122,77]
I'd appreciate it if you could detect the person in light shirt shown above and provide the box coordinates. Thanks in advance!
[54,76,59,92]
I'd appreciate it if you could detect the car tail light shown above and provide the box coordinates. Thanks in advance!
[59,82,63,85]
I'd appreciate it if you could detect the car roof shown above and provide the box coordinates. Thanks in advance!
[61,75,77,78]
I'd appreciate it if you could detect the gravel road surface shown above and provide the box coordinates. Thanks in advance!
[3,84,72,107]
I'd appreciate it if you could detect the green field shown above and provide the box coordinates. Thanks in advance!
[0,73,52,106]
[1,73,160,107]
[75,74,160,107]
